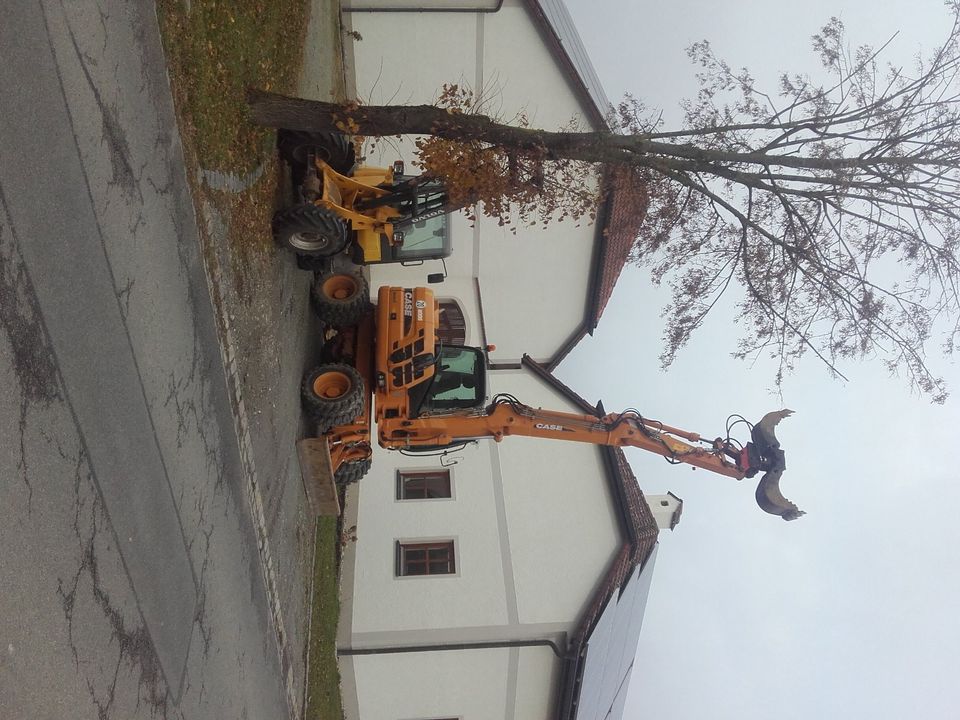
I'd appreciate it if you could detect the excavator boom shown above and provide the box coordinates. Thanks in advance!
[381,400,739,475]
[378,395,804,520]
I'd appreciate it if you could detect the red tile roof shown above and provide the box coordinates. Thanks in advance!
[592,167,650,326]
[546,168,649,371]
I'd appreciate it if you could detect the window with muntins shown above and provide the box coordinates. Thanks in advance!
[397,541,456,576]
[437,299,466,345]
[397,470,452,500]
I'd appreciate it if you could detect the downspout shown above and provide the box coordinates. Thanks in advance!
[344,0,503,12]
[339,636,572,658]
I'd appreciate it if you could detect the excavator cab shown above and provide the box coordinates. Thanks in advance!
[408,346,487,416]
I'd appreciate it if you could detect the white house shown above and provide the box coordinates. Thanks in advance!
[336,359,667,720]
[336,2,666,719]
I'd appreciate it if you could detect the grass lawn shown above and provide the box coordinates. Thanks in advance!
[307,517,345,720]
[156,2,345,719]
[157,0,308,173]
[156,0,310,280]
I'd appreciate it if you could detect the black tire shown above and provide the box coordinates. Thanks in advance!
[273,204,350,257]
[335,457,372,486]
[311,272,370,326]
[302,364,366,431]
[277,129,355,175]
[295,253,330,272]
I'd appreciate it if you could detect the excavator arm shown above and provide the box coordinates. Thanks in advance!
[379,396,804,520]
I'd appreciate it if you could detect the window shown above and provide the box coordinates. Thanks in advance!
[421,346,485,412]
[397,470,452,500]
[406,346,486,420]
[437,299,466,345]
[397,541,456,576]
[395,214,450,261]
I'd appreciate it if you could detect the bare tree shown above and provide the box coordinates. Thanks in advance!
[249,9,960,402]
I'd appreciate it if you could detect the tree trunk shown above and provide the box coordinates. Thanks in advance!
[247,89,951,173]
[248,89,631,163]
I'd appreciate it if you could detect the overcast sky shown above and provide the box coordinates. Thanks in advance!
[556,1,960,718]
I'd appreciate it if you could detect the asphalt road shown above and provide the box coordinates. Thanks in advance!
[0,2,291,718]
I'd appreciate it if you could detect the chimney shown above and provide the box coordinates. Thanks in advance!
[643,492,683,531]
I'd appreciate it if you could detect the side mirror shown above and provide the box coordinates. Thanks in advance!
[427,273,445,284]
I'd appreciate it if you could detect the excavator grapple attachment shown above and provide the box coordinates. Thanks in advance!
[750,410,804,521]
[756,468,804,521]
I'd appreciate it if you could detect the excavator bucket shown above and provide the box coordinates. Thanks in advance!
[751,410,805,521]
[296,438,341,516]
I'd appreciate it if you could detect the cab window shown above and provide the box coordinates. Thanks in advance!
[395,214,450,261]
[418,346,485,414]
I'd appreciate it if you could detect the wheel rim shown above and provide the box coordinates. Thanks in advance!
[313,371,352,400]
[290,144,311,165]
[292,144,332,166]
[322,274,359,301]
[289,230,332,252]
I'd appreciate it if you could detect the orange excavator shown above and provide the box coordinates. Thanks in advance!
[300,278,803,521]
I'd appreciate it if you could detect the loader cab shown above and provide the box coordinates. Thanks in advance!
[361,213,452,266]
[353,175,452,266]
[409,345,486,416]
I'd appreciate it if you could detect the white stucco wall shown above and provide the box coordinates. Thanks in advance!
[516,646,562,717]
[337,367,621,720]
[341,631,562,720]
[353,5,600,363]
[340,612,562,720]
[344,440,511,637]
[339,6,620,720]
[340,366,621,639]
[475,218,594,364]
[488,368,622,625]
[348,649,511,720]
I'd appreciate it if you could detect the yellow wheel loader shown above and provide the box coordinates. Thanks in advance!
[273,130,451,277]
